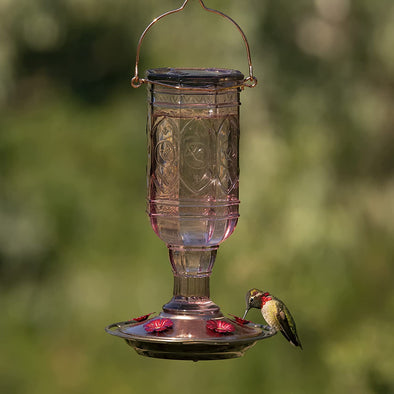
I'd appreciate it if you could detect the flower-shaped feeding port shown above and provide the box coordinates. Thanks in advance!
[207,320,235,334]
[129,313,155,323]
[144,318,174,333]
[229,314,250,325]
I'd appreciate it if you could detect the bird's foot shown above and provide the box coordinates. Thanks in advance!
[249,323,274,332]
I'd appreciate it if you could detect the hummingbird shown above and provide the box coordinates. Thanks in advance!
[243,288,302,349]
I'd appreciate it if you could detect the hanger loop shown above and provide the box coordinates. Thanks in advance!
[131,0,257,89]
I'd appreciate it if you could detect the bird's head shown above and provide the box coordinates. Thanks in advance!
[243,289,271,319]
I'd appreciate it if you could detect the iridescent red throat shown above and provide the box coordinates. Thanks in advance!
[261,292,272,307]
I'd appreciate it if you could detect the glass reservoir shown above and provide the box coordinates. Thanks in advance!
[148,68,240,249]
[148,68,241,309]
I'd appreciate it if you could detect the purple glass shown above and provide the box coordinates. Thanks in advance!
[146,68,242,312]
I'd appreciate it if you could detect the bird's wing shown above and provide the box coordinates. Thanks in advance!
[276,307,302,349]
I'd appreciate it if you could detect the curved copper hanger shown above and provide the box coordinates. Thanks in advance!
[131,0,257,90]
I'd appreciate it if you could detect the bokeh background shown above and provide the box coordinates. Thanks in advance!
[1,0,394,393]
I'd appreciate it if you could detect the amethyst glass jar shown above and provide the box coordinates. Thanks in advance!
[147,68,242,311]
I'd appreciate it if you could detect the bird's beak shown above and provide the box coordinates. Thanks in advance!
[242,308,250,320]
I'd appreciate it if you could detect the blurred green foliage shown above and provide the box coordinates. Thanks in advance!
[1,0,394,393]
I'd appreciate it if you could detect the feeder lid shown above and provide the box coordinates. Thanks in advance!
[146,68,244,88]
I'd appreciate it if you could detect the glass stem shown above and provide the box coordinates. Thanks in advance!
[168,245,218,278]
[163,246,221,316]
[173,276,210,298]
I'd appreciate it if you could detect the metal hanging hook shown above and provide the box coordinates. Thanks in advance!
[131,0,258,89]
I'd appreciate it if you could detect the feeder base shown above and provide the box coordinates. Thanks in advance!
[106,311,276,361]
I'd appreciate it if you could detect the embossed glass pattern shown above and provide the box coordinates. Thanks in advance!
[149,114,239,246]
[147,69,241,242]
[146,68,243,281]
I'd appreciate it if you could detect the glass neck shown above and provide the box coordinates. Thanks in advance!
[173,276,210,298]
[168,246,218,278]
[163,246,220,314]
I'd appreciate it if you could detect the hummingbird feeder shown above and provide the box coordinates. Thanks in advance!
[105,0,276,360]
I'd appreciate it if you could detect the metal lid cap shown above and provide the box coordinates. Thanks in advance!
[146,67,244,88]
